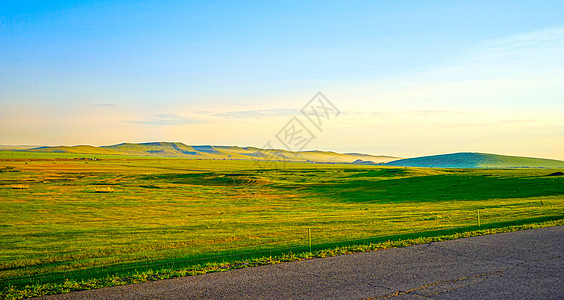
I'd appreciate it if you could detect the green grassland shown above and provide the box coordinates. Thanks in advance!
[1,152,563,298]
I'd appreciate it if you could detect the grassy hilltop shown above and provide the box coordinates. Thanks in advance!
[384,152,564,168]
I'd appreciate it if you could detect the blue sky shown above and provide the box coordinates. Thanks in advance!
[1,1,563,159]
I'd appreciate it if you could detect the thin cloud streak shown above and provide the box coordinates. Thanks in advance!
[213,108,299,118]
[90,103,116,107]
[344,110,476,118]
[127,114,204,126]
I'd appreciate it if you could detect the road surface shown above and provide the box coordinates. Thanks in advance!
[40,226,564,299]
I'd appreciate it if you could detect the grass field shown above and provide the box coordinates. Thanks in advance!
[1,153,563,298]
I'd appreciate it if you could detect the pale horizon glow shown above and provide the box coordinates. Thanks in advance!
[1,1,563,160]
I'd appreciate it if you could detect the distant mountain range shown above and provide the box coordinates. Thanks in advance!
[4,142,564,168]
[24,142,399,164]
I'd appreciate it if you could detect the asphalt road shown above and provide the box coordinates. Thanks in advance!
[40,226,564,300]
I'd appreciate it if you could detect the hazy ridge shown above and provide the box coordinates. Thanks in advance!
[6,143,564,168]
[22,142,399,164]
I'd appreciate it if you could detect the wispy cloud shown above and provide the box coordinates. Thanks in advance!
[128,114,203,125]
[347,110,473,118]
[214,108,299,118]
[405,110,473,117]
[432,26,564,79]
[193,110,213,114]
[91,103,116,107]
[482,27,564,56]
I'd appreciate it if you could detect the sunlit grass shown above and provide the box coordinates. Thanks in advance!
[11,184,29,190]
[93,186,115,193]
[0,155,563,298]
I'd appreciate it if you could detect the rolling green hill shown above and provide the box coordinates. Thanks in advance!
[28,145,123,155]
[383,152,564,168]
[21,142,399,164]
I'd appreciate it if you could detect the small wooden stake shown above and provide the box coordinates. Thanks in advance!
[308,227,312,252]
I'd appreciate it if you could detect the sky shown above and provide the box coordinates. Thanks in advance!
[1,0,563,160]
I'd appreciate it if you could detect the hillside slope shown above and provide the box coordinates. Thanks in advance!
[28,145,123,155]
[383,152,564,168]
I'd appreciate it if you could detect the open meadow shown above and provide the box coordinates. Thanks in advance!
[1,152,563,298]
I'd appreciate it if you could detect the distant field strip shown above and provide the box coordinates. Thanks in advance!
[0,156,563,294]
